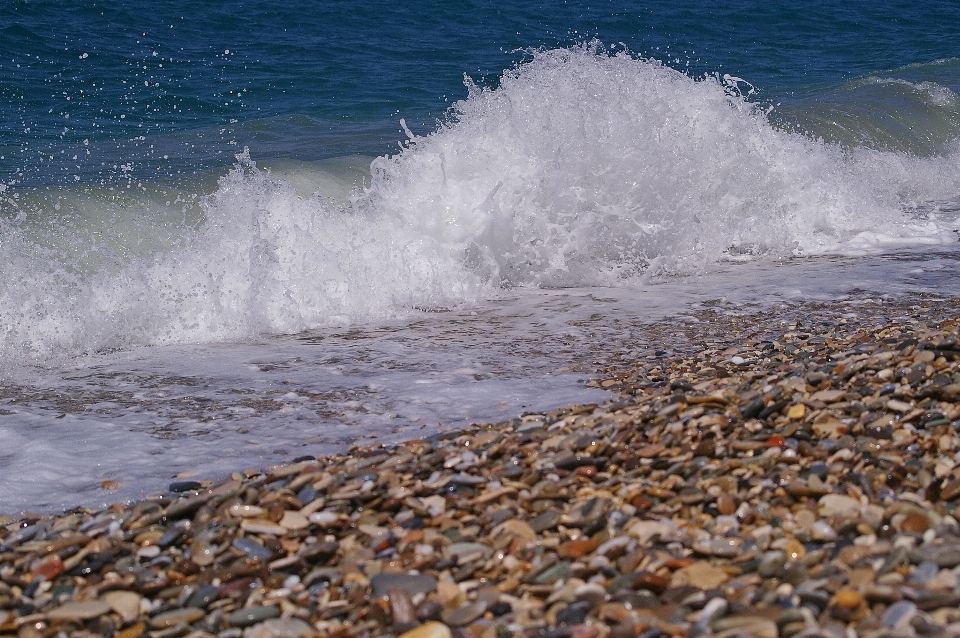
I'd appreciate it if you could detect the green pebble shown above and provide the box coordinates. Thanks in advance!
[227,605,281,628]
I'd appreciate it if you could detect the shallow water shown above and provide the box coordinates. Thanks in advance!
[1,246,958,514]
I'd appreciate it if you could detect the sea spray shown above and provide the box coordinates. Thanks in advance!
[2,46,960,365]
[362,46,960,285]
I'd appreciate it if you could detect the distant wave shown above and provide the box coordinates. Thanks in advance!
[771,58,960,156]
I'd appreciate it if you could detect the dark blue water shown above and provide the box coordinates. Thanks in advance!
[3,1,960,187]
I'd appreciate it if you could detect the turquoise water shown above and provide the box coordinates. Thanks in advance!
[2,1,960,512]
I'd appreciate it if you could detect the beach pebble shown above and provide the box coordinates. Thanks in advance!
[47,600,111,622]
[103,590,141,623]
[150,607,206,629]
[398,621,453,638]
[371,573,439,598]
[243,618,316,638]
[882,601,918,628]
[5,299,960,638]
[227,606,282,628]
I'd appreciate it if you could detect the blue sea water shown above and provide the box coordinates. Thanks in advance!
[4,1,960,185]
[2,1,960,512]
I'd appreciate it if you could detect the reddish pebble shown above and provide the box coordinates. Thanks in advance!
[637,444,666,458]
[834,589,863,610]
[569,625,600,638]
[717,493,737,516]
[558,538,600,559]
[31,555,64,580]
[575,465,598,478]
[175,560,201,576]
[901,513,929,534]
[219,576,254,597]
[635,571,670,594]
[767,435,785,448]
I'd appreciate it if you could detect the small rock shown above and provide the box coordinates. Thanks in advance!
[186,583,220,608]
[398,621,453,638]
[48,601,112,622]
[833,589,863,610]
[227,606,282,628]
[371,573,439,598]
[240,519,288,536]
[149,607,205,629]
[671,561,729,589]
[535,562,572,584]
[881,601,918,628]
[279,510,310,530]
[529,509,562,533]
[558,538,600,559]
[103,591,141,623]
[574,583,607,609]
[818,494,861,517]
[441,601,487,627]
[912,542,960,567]
[900,513,929,534]
[169,480,202,492]
[716,493,736,516]
[228,504,265,518]
[636,444,665,458]
[243,618,316,638]
[389,588,418,628]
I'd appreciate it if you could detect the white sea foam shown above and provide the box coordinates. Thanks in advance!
[2,46,959,365]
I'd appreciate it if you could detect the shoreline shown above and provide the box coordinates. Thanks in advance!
[2,296,960,637]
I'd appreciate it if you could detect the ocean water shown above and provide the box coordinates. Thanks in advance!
[2,1,960,514]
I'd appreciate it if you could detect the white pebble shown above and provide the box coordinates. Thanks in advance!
[309,511,339,526]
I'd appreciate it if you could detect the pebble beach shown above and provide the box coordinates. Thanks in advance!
[3,296,960,638]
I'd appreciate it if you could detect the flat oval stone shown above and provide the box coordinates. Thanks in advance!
[149,607,205,629]
[529,509,562,533]
[370,572,438,598]
[558,538,600,559]
[233,537,274,560]
[228,504,265,518]
[169,480,202,493]
[900,513,929,534]
[909,561,940,585]
[445,542,492,561]
[574,583,607,608]
[700,537,741,557]
[103,590,141,623]
[186,583,220,608]
[912,543,960,567]
[240,520,287,536]
[441,601,487,627]
[450,473,486,485]
[811,520,838,541]
[818,494,861,517]
[388,587,417,627]
[227,605,281,628]
[535,562,571,584]
[398,622,453,638]
[833,589,863,610]
[309,511,339,526]
[243,618,316,638]
[191,539,217,566]
[48,600,111,622]
[882,600,917,628]
[279,510,310,530]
